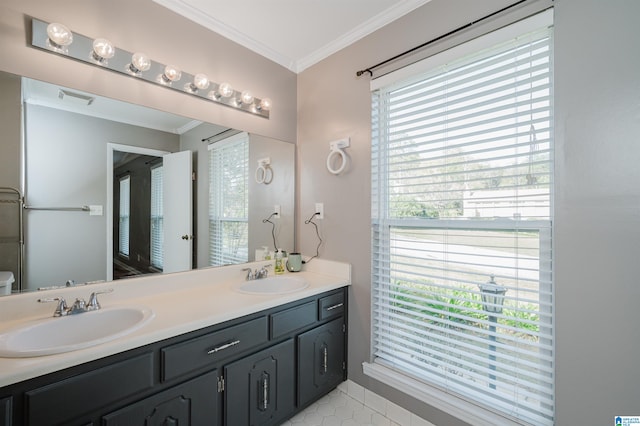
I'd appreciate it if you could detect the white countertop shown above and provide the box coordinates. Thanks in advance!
[0,258,351,387]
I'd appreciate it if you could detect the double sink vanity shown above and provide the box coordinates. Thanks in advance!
[0,259,350,425]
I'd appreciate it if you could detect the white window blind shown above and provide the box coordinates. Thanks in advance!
[208,133,249,266]
[150,164,163,270]
[118,175,130,257]
[371,12,554,426]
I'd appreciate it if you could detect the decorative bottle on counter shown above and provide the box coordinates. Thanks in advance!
[274,249,284,274]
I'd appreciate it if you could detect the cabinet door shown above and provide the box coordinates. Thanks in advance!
[102,371,219,426]
[0,397,11,426]
[298,318,346,407]
[224,339,294,426]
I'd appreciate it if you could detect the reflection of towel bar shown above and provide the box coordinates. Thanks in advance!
[24,205,90,212]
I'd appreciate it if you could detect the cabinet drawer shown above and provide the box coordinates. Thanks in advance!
[319,291,345,320]
[25,352,154,426]
[162,316,268,381]
[270,301,316,339]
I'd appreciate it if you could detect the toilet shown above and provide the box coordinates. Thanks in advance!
[0,271,15,296]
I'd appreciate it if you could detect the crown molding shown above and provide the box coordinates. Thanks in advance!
[152,0,297,71]
[154,0,430,74]
[295,0,431,73]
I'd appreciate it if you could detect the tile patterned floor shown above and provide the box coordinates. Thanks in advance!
[280,382,435,426]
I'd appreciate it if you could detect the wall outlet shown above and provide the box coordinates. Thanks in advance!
[274,205,281,217]
[315,202,324,219]
[89,205,103,216]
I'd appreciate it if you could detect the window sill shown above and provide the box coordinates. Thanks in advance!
[362,362,521,426]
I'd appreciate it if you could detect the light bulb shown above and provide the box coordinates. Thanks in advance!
[46,23,73,47]
[130,52,151,74]
[92,38,115,62]
[162,65,182,83]
[193,73,210,90]
[258,98,272,111]
[218,82,234,98]
[240,90,254,105]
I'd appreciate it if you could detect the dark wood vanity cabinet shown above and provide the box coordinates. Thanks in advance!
[0,286,347,426]
[298,318,346,408]
[225,339,295,426]
[102,371,219,425]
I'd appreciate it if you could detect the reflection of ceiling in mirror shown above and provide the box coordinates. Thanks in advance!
[21,78,204,135]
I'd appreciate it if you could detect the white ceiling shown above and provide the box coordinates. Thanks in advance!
[152,0,431,73]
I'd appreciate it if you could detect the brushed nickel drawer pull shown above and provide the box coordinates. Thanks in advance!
[322,346,329,374]
[326,302,343,311]
[262,374,269,410]
[207,339,240,354]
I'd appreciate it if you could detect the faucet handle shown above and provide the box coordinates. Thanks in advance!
[87,288,114,311]
[242,267,255,280]
[257,264,272,279]
[38,297,68,317]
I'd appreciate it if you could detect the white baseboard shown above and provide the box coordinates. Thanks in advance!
[337,378,437,426]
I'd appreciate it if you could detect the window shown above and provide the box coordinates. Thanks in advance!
[118,175,130,257]
[150,164,163,270]
[370,12,554,426]
[208,132,249,266]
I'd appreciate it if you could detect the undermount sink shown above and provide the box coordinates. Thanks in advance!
[0,306,154,358]
[233,276,309,295]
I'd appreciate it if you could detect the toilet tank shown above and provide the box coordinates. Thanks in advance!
[0,271,15,296]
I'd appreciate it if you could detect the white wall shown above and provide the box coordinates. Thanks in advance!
[297,0,640,425]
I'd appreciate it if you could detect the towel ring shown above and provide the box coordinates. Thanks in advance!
[326,148,348,175]
[255,164,273,184]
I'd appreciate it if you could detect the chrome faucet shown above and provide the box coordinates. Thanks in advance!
[242,264,272,280]
[38,289,114,317]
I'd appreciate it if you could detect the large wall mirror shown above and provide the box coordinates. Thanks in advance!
[0,70,295,293]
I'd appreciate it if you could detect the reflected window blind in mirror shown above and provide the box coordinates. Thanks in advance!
[209,133,249,266]
[150,164,163,270]
[118,175,131,257]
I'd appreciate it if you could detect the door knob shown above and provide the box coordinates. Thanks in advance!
[181,235,192,240]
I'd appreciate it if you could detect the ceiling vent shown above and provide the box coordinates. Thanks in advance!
[58,89,94,106]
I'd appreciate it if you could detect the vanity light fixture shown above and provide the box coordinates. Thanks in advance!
[240,90,254,105]
[161,65,182,85]
[31,18,271,118]
[192,73,210,91]
[258,98,272,111]
[129,52,151,74]
[92,38,115,63]
[218,82,234,98]
[46,22,73,51]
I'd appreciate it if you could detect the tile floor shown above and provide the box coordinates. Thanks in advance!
[280,381,435,426]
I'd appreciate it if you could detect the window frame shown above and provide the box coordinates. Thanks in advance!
[367,10,554,426]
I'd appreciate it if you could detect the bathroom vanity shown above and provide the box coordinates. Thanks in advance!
[0,259,350,425]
